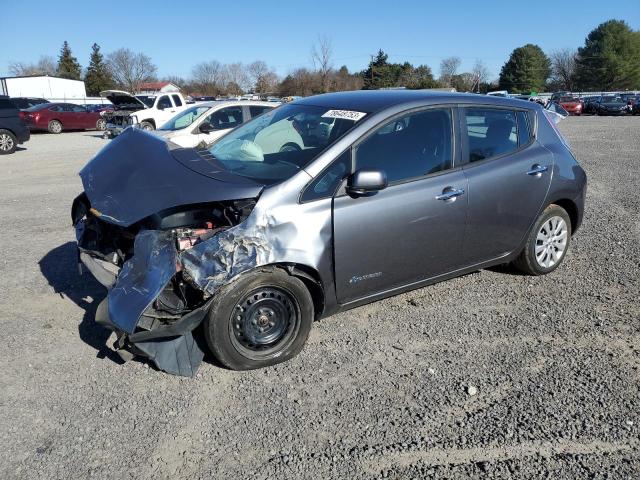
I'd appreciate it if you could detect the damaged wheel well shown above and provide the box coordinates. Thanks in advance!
[248,264,325,320]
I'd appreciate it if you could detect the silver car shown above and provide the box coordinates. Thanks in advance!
[72,90,587,376]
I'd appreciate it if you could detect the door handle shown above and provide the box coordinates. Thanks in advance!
[526,164,548,176]
[435,188,465,201]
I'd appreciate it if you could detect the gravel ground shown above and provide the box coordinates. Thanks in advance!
[1,117,639,479]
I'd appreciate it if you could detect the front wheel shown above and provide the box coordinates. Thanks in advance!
[0,129,17,154]
[512,204,572,275]
[139,121,154,131]
[204,267,314,370]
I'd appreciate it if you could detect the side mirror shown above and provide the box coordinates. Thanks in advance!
[346,169,388,196]
[199,122,214,134]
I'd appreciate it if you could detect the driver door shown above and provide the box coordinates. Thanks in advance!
[197,106,244,145]
[333,107,469,304]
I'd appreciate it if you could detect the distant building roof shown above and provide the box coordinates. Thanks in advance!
[138,82,179,91]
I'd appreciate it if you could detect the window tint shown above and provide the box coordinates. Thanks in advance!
[301,150,351,202]
[171,94,182,107]
[0,98,16,109]
[49,105,63,112]
[157,96,172,109]
[204,106,243,130]
[71,105,87,112]
[464,108,518,162]
[249,105,272,118]
[516,111,532,146]
[355,108,452,183]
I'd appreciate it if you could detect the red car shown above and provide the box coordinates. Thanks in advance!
[558,96,582,115]
[21,103,105,133]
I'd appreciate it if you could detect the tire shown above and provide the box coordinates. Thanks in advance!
[48,120,63,134]
[0,129,17,155]
[139,121,154,131]
[96,118,106,131]
[512,204,572,276]
[204,267,314,370]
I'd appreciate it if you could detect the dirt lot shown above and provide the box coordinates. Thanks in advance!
[1,117,639,479]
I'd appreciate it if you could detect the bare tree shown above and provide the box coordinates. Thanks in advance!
[471,60,490,92]
[311,35,333,92]
[224,63,250,94]
[106,48,157,93]
[550,48,577,91]
[248,61,278,94]
[9,56,56,76]
[191,60,227,95]
[439,56,461,87]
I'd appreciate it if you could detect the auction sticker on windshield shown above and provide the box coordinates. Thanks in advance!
[322,110,367,121]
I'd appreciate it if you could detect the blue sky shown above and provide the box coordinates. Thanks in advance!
[1,0,638,81]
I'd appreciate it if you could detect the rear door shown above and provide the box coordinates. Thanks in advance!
[70,104,92,129]
[333,106,468,304]
[460,106,553,263]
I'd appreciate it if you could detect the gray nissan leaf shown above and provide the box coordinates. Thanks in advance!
[72,90,586,376]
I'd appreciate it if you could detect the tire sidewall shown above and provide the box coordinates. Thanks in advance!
[140,121,154,131]
[524,205,572,275]
[204,268,313,370]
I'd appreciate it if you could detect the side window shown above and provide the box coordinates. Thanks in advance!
[49,105,62,112]
[355,108,453,183]
[464,108,518,162]
[171,94,182,107]
[72,105,87,112]
[516,110,532,146]
[204,106,243,130]
[157,96,172,109]
[249,105,272,118]
[301,150,351,202]
[63,104,74,112]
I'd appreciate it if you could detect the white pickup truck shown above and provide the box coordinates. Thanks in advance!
[100,90,189,137]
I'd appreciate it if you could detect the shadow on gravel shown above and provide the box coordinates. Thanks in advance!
[39,242,123,365]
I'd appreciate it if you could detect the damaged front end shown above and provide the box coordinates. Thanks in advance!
[73,128,265,376]
[74,195,259,376]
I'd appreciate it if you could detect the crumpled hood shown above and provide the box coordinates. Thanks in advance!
[79,128,263,227]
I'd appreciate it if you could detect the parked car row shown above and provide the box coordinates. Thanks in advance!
[549,91,639,116]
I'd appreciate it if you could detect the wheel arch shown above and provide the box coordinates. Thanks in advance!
[140,118,156,128]
[547,198,579,234]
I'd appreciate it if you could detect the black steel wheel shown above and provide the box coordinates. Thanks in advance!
[204,267,314,370]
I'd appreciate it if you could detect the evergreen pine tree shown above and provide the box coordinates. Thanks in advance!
[84,43,114,95]
[56,41,82,80]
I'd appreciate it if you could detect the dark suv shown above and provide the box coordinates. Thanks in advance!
[0,96,30,154]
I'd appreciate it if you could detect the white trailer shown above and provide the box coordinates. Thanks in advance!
[0,75,110,105]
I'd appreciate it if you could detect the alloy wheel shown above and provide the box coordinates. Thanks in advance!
[535,216,568,268]
[0,133,14,152]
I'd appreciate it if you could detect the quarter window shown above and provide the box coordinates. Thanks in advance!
[355,108,453,183]
[464,108,518,162]
[301,150,351,202]
[516,110,532,146]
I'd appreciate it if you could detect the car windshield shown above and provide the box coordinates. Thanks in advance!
[207,103,366,185]
[159,105,211,131]
[136,95,156,108]
[602,96,622,103]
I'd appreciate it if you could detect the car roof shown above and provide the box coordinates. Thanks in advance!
[193,100,276,108]
[294,90,538,113]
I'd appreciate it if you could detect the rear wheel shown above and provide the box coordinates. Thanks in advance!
[204,267,313,370]
[139,121,154,131]
[96,118,106,131]
[512,204,572,275]
[48,120,62,134]
[0,129,17,154]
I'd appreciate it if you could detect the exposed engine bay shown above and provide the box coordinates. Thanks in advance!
[73,195,257,376]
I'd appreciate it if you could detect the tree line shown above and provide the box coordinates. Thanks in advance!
[8,19,640,98]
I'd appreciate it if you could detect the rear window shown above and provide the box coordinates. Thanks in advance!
[171,94,183,107]
[249,105,272,118]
